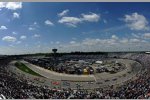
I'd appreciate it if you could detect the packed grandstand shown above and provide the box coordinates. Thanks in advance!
[0,52,150,99]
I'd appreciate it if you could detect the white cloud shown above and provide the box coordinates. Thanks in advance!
[65,23,77,27]
[81,13,100,22]
[12,32,17,35]
[33,34,40,38]
[111,35,118,40]
[131,33,140,38]
[56,41,60,44]
[0,26,7,30]
[103,19,107,24]
[80,36,144,47]
[58,17,82,27]
[20,35,26,40]
[70,41,76,44]
[45,20,54,26]
[82,38,106,46]
[59,35,150,53]
[28,22,39,31]
[58,9,69,17]
[16,41,21,44]
[83,38,117,46]
[9,44,14,47]
[120,38,128,44]
[0,2,22,10]
[130,38,140,43]
[28,27,35,31]
[58,12,100,27]
[33,22,37,25]
[61,38,120,52]
[13,12,19,18]
[2,36,16,42]
[144,33,150,39]
[123,12,149,30]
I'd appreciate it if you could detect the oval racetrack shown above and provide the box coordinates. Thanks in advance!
[9,59,142,90]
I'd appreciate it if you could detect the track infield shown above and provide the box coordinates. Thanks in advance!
[15,62,44,77]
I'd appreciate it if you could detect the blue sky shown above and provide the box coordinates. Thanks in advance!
[0,2,150,55]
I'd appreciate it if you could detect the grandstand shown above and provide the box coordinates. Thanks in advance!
[0,52,150,99]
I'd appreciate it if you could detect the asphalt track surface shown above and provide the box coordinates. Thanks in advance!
[9,59,142,90]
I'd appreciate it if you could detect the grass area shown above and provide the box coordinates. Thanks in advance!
[15,62,43,77]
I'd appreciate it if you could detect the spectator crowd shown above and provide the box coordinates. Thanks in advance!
[0,53,150,99]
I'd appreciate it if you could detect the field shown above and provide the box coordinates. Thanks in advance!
[15,62,43,77]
